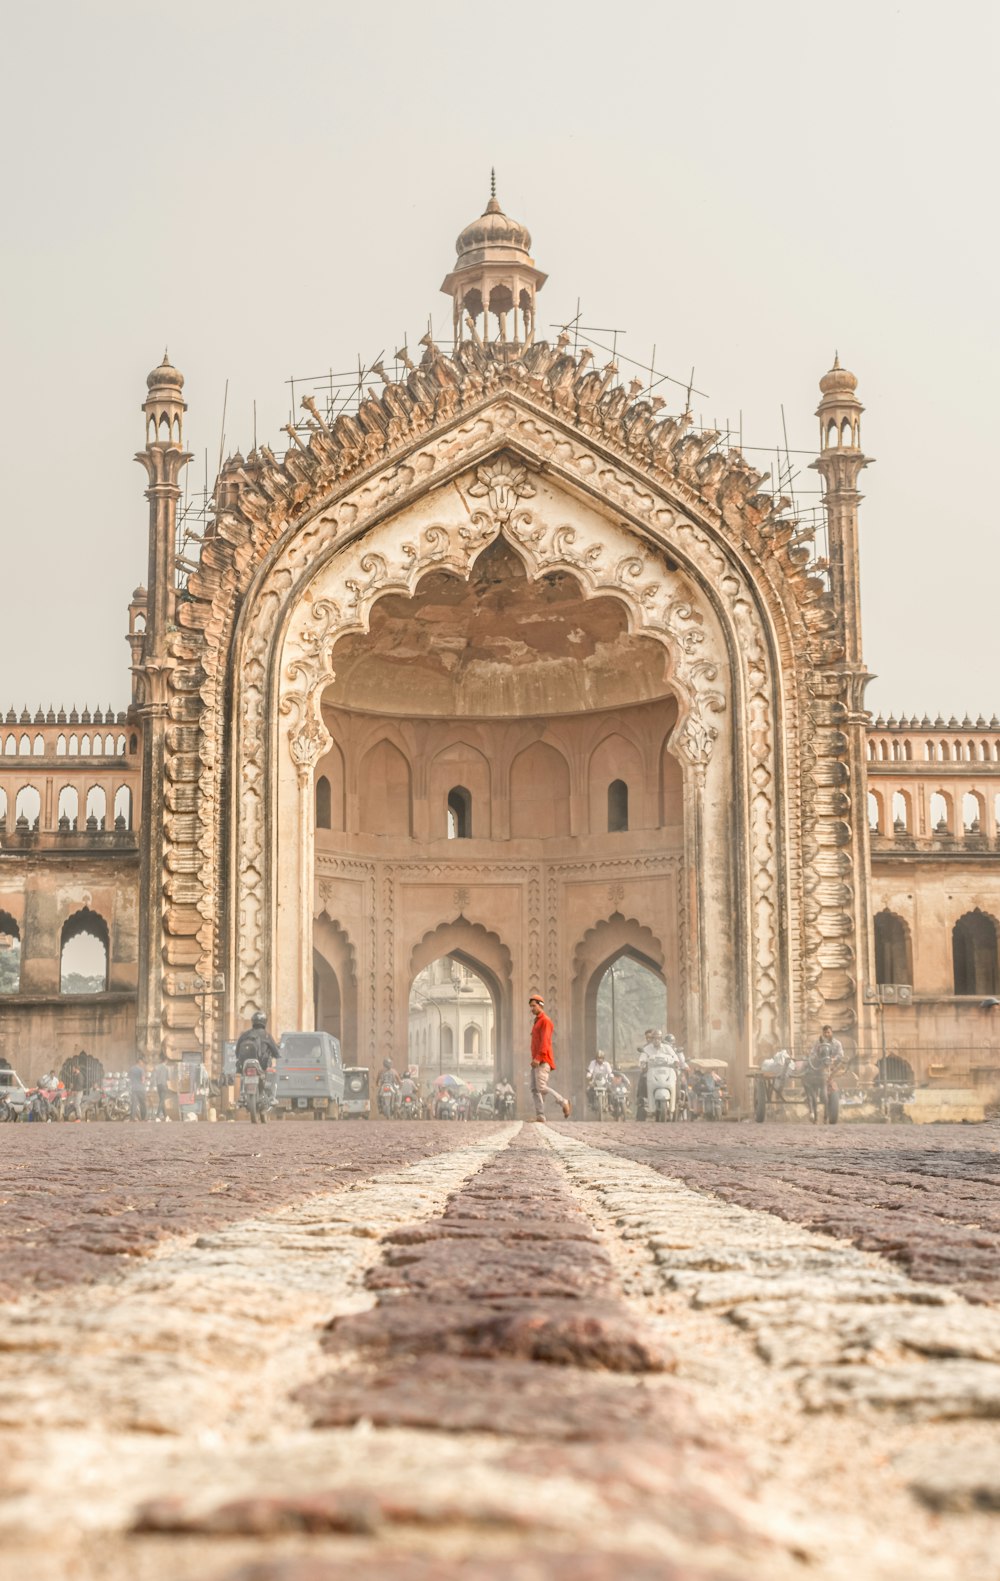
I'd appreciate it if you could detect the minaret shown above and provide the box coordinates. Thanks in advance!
[811,356,871,668]
[810,356,875,1043]
[440,174,547,350]
[134,354,191,1060]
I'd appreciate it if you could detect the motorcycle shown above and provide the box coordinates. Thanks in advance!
[27,1084,64,1122]
[400,1091,419,1120]
[646,1056,677,1123]
[608,1082,628,1121]
[378,1081,398,1120]
[436,1093,458,1121]
[589,1073,610,1120]
[240,1057,273,1125]
[495,1090,516,1121]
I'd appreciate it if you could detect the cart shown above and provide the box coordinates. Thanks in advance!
[747,1053,841,1125]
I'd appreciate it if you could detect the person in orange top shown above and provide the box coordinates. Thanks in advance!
[529,993,571,1123]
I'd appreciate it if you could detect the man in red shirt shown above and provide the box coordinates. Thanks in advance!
[529,993,571,1122]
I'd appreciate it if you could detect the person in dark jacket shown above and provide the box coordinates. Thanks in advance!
[234,1012,280,1074]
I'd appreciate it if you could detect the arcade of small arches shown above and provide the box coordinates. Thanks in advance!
[0,782,134,834]
[867,786,1000,842]
[867,732,1000,765]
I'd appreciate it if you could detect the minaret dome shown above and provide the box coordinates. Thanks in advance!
[440,174,547,351]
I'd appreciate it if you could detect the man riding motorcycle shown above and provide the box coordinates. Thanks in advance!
[235,1013,280,1075]
[378,1057,400,1118]
[494,1077,516,1120]
[609,1066,631,1118]
[586,1051,614,1115]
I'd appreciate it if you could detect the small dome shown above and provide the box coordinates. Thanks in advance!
[454,185,533,267]
[147,352,184,392]
[819,353,858,396]
[131,584,147,603]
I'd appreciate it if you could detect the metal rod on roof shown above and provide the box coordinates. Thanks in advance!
[217,379,229,480]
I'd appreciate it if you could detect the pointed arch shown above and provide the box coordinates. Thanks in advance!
[358,738,412,836]
[509,740,570,837]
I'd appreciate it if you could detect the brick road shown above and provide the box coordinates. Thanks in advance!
[580,1120,1000,1303]
[0,1119,998,1581]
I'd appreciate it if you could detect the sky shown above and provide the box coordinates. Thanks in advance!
[0,0,996,718]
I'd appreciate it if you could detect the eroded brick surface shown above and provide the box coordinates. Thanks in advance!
[577,1122,1000,1302]
[0,1123,488,1300]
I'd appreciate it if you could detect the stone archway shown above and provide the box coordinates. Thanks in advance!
[203,386,835,1092]
[313,912,358,1052]
[407,918,513,1088]
[571,913,668,1099]
[254,450,754,1063]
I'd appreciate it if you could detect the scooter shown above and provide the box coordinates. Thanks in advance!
[646,1056,677,1123]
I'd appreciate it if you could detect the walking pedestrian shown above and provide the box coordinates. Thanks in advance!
[153,1054,172,1121]
[127,1057,148,1121]
[528,993,571,1123]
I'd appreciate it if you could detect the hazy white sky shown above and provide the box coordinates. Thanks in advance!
[1,0,996,716]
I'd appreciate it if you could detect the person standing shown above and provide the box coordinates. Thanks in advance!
[128,1057,148,1121]
[153,1054,172,1121]
[528,994,571,1123]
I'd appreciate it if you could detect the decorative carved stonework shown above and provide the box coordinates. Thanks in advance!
[153,338,846,1071]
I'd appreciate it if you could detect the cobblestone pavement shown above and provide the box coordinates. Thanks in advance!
[0,1121,998,1581]
[581,1120,1000,1303]
[0,1122,482,1300]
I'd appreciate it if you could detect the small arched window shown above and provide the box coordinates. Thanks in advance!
[60,907,110,995]
[58,785,79,828]
[15,785,41,830]
[867,790,883,833]
[877,1055,914,1085]
[952,910,999,996]
[930,792,951,833]
[0,910,21,995]
[316,775,332,830]
[447,786,472,839]
[129,734,138,755]
[86,786,107,829]
[113,786,132,830]
[874,910,912,985]
[440,1024,454,1059]
[963,792,983,833]
[463,1023,481,1058]
[608,779,629,833]
[892,791,910,833]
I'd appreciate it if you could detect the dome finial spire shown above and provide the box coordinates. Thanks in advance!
[490,166,496,200]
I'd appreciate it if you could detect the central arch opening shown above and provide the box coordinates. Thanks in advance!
[301,525,690,1095]
[408,954,498,1093]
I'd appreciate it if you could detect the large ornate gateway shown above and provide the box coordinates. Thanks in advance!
[2,190,998,1110]
[132,190,876,1104]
